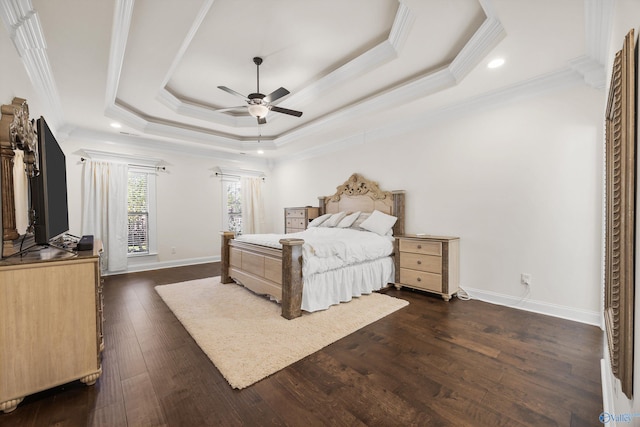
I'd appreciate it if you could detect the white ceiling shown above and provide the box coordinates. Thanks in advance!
[1,0,608,161]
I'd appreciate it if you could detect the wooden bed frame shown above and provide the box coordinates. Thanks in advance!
[220,173,405,319]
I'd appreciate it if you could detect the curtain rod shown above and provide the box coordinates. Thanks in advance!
[80,157,166,171]
[215,172,265,181]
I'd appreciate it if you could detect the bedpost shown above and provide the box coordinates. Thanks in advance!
[220,231,235,283]
[392,190,406,236]
[279,238,304,319]
[318,196,327,215]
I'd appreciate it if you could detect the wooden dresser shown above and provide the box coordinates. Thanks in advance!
[0,243,104,413]
[394,235,459,301]
[284,206,319,233]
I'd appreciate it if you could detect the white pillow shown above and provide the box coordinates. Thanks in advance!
[350,212,371,230]
[308,213,332,228]
[359,210,398,236]
[337,211,361,228]
[320,211,347,227]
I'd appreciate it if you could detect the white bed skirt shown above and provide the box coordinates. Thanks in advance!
[302,257,395,312]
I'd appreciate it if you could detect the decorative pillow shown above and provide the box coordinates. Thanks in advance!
[308,213,332,228]
[337,211,361,228]
[350,212,371,230]
[320,211,347,227]
[359,210,398,236]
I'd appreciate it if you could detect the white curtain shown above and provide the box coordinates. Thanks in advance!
[241,176,265,234]
[81,160,128,272]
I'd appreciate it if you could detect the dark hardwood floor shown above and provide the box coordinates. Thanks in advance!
[0,263,603,426]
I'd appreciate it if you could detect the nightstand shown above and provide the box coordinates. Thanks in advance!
[394,235,460,301]
[284,207,319,233]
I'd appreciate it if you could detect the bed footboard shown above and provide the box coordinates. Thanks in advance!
[220,232,304,319]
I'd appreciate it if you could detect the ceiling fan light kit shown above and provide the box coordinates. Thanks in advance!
[217,57,303,125]
[247,103,269,118]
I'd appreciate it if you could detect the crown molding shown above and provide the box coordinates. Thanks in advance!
[569,55,606,89]
[449,17,506,82]
[0,0,63,127]
[69,126,271,166]
[156,88,245,127]
[276,66,586,165]
[104,0,134,108]
[585,0,613,65]
[159,0,214,89]
[388,1,414,52]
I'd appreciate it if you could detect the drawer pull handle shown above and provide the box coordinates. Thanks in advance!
[417,260,422,265]
[417,277,422,282]
[417,245,422,249]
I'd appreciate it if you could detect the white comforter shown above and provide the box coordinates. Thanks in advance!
[235,227,393,276]
[234,228,395,311]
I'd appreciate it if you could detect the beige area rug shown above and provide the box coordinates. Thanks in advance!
[155,276,408,389]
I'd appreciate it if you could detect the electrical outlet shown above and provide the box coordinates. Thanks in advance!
[520,273,532,286]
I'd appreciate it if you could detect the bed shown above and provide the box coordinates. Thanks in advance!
[220,173,405,319]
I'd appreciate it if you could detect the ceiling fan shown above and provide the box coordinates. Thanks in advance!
[217,57,303,125]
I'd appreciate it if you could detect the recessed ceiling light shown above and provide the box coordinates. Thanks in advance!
[110,122,122,128]
[487,58,505,69]
[257,149,264,154]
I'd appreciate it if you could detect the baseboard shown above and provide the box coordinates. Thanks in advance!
[601,357,617,426]
[462,286,601,326]
[104,256,220,276]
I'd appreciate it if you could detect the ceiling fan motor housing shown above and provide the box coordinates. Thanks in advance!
[248,93,265,102]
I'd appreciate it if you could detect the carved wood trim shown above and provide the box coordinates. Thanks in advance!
[604,28,636,399]
[1,97,39,257]
[329,173,391,202]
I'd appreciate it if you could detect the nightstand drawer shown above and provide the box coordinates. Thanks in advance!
[285,209,305,218]
[399,252,442,274]
[286,218,305,228]
[399,239,441,256]
[400,268,442,292]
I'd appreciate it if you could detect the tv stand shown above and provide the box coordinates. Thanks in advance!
[0,241,104,413]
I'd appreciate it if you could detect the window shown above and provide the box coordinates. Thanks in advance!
[127,169,156,255]
[217,167,265,235]
[225,180,242,234]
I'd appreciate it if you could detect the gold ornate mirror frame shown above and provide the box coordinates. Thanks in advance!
[604,29,636,399]
[0,97,39,257]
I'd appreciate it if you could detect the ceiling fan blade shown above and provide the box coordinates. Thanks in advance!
[218,86,248,100]
[270,106,303,117]
[215,106,247,113]
[263,87,290,103]
[257,116,267,125]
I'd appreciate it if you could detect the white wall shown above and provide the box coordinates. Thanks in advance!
[271,84,604,323]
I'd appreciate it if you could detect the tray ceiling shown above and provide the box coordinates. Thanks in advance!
[2,0,605,160]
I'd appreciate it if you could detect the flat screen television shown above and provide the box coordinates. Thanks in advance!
[30,116,69,245]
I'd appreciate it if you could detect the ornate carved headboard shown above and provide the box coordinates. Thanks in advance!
[318,173,405,236]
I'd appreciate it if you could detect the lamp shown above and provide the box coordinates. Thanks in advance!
[248,103,269,118]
